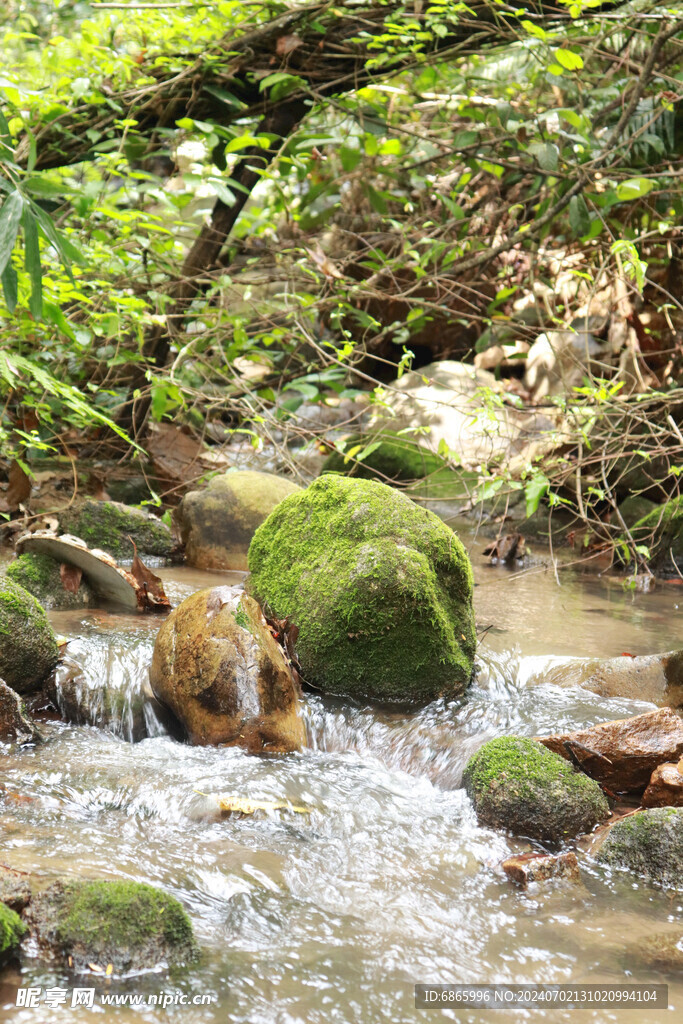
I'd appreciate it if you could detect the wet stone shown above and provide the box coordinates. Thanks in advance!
[502,852,580,887]
[642,762,683,808]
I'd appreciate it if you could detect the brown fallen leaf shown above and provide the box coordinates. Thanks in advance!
[276,33,303,56]
[60,563,83,594]
[0,460,31,512]
[129,537,171,610]
[305,243,344,280]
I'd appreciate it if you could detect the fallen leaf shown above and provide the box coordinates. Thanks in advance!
[129,537,171,610]
[0,461,31,512]
[305,243,344,280]
[195,790,309,817]
[60,563,83,594]
[276,33,303,56]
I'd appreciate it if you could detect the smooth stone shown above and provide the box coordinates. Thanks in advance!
[642,762,683,808]
[178,469,301,570]
[150,586,305,750]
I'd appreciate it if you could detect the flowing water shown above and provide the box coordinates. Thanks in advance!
[1,530,683,1023]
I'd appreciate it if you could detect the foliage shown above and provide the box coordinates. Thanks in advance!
[0,1,682,568]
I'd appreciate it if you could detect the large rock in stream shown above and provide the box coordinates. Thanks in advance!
[7,551,95,610]
[537,708,683,794]
[528,649,683,708]
[178,470,301,570]
[0,577,59,693]
[463,736,610,843]
[22,879,197,973]
[597,807,683,889]
[59,499,173,560]
[247,475,476,705]
[150,586,305,750]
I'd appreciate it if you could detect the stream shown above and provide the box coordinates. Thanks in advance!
[1,523,682,1023]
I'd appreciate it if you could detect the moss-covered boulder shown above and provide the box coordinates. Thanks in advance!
[321,432,478,505]
[617,495,658,530]
[0,577,59,693]
[247,475,476,704]
[463,736,610,843]
[7,552,94,610]
[597,806,683,889]
[0,901,26,963]
[24,879,197,973]
[59,499,173,560]
[150,586,305,750]
[178,470,301,571]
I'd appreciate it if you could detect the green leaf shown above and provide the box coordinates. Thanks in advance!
[0,191,23,277]
[525,472,549,518]
[569,194,590,237]
[0,262,17,313]
[616,177,655,202]
[554,49,584,71]
[527,141,558,172]
[22,208,42,319]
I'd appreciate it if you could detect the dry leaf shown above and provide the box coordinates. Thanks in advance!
[305,244,344,280]
[129,537,171,610]
[60,563,83,594]
[0,461,31,512]
[195,790,309,817]
[276,33,303,56]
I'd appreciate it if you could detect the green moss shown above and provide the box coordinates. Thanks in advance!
[0,901,26,957]
[7,553,92,611]
[0,576,59,692]
[247,475,476,704]
[463,736,610,843]
[321,432,478,504]
[629,496,683,569]
[597,807,683,889]
[57,880,197,961]
[234,604,251,632]
[60,499,173,559]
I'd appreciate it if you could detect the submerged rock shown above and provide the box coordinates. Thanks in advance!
[537,708,683,793]
[47,657,148,743]
[247,475,476,705]
[642,762,683,808]
[59,499,173,560]
[632,932,683,975]
[502,851,580,887]
[0,902,26,964]
[0,679,42,744]
[463,736,610,843]
[150,587,305,750]
[532,650,683,708]
[23,879,197,973]
[597,806,683,889]
[6,551,94,610]
[178,470,301,570]
[0,577,59,693]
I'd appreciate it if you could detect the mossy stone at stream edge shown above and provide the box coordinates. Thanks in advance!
[60,499,173,559]
[25,879,198,973]
[628,495,683,570]
[321,432,479,504]
[7,552,94,610]
[0,576,59,693]
[597,806,683,889]
[0,902,26,961]
[247,474,476,705]
[463,736,610,843]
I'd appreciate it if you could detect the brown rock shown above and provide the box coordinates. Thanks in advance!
[149,586,305,751]
[0,864,31,913]
[537,708,683,793]
[502,852,580,887]
[632,932,683,974]
[642,762,683,807]
[0,679,42,744]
